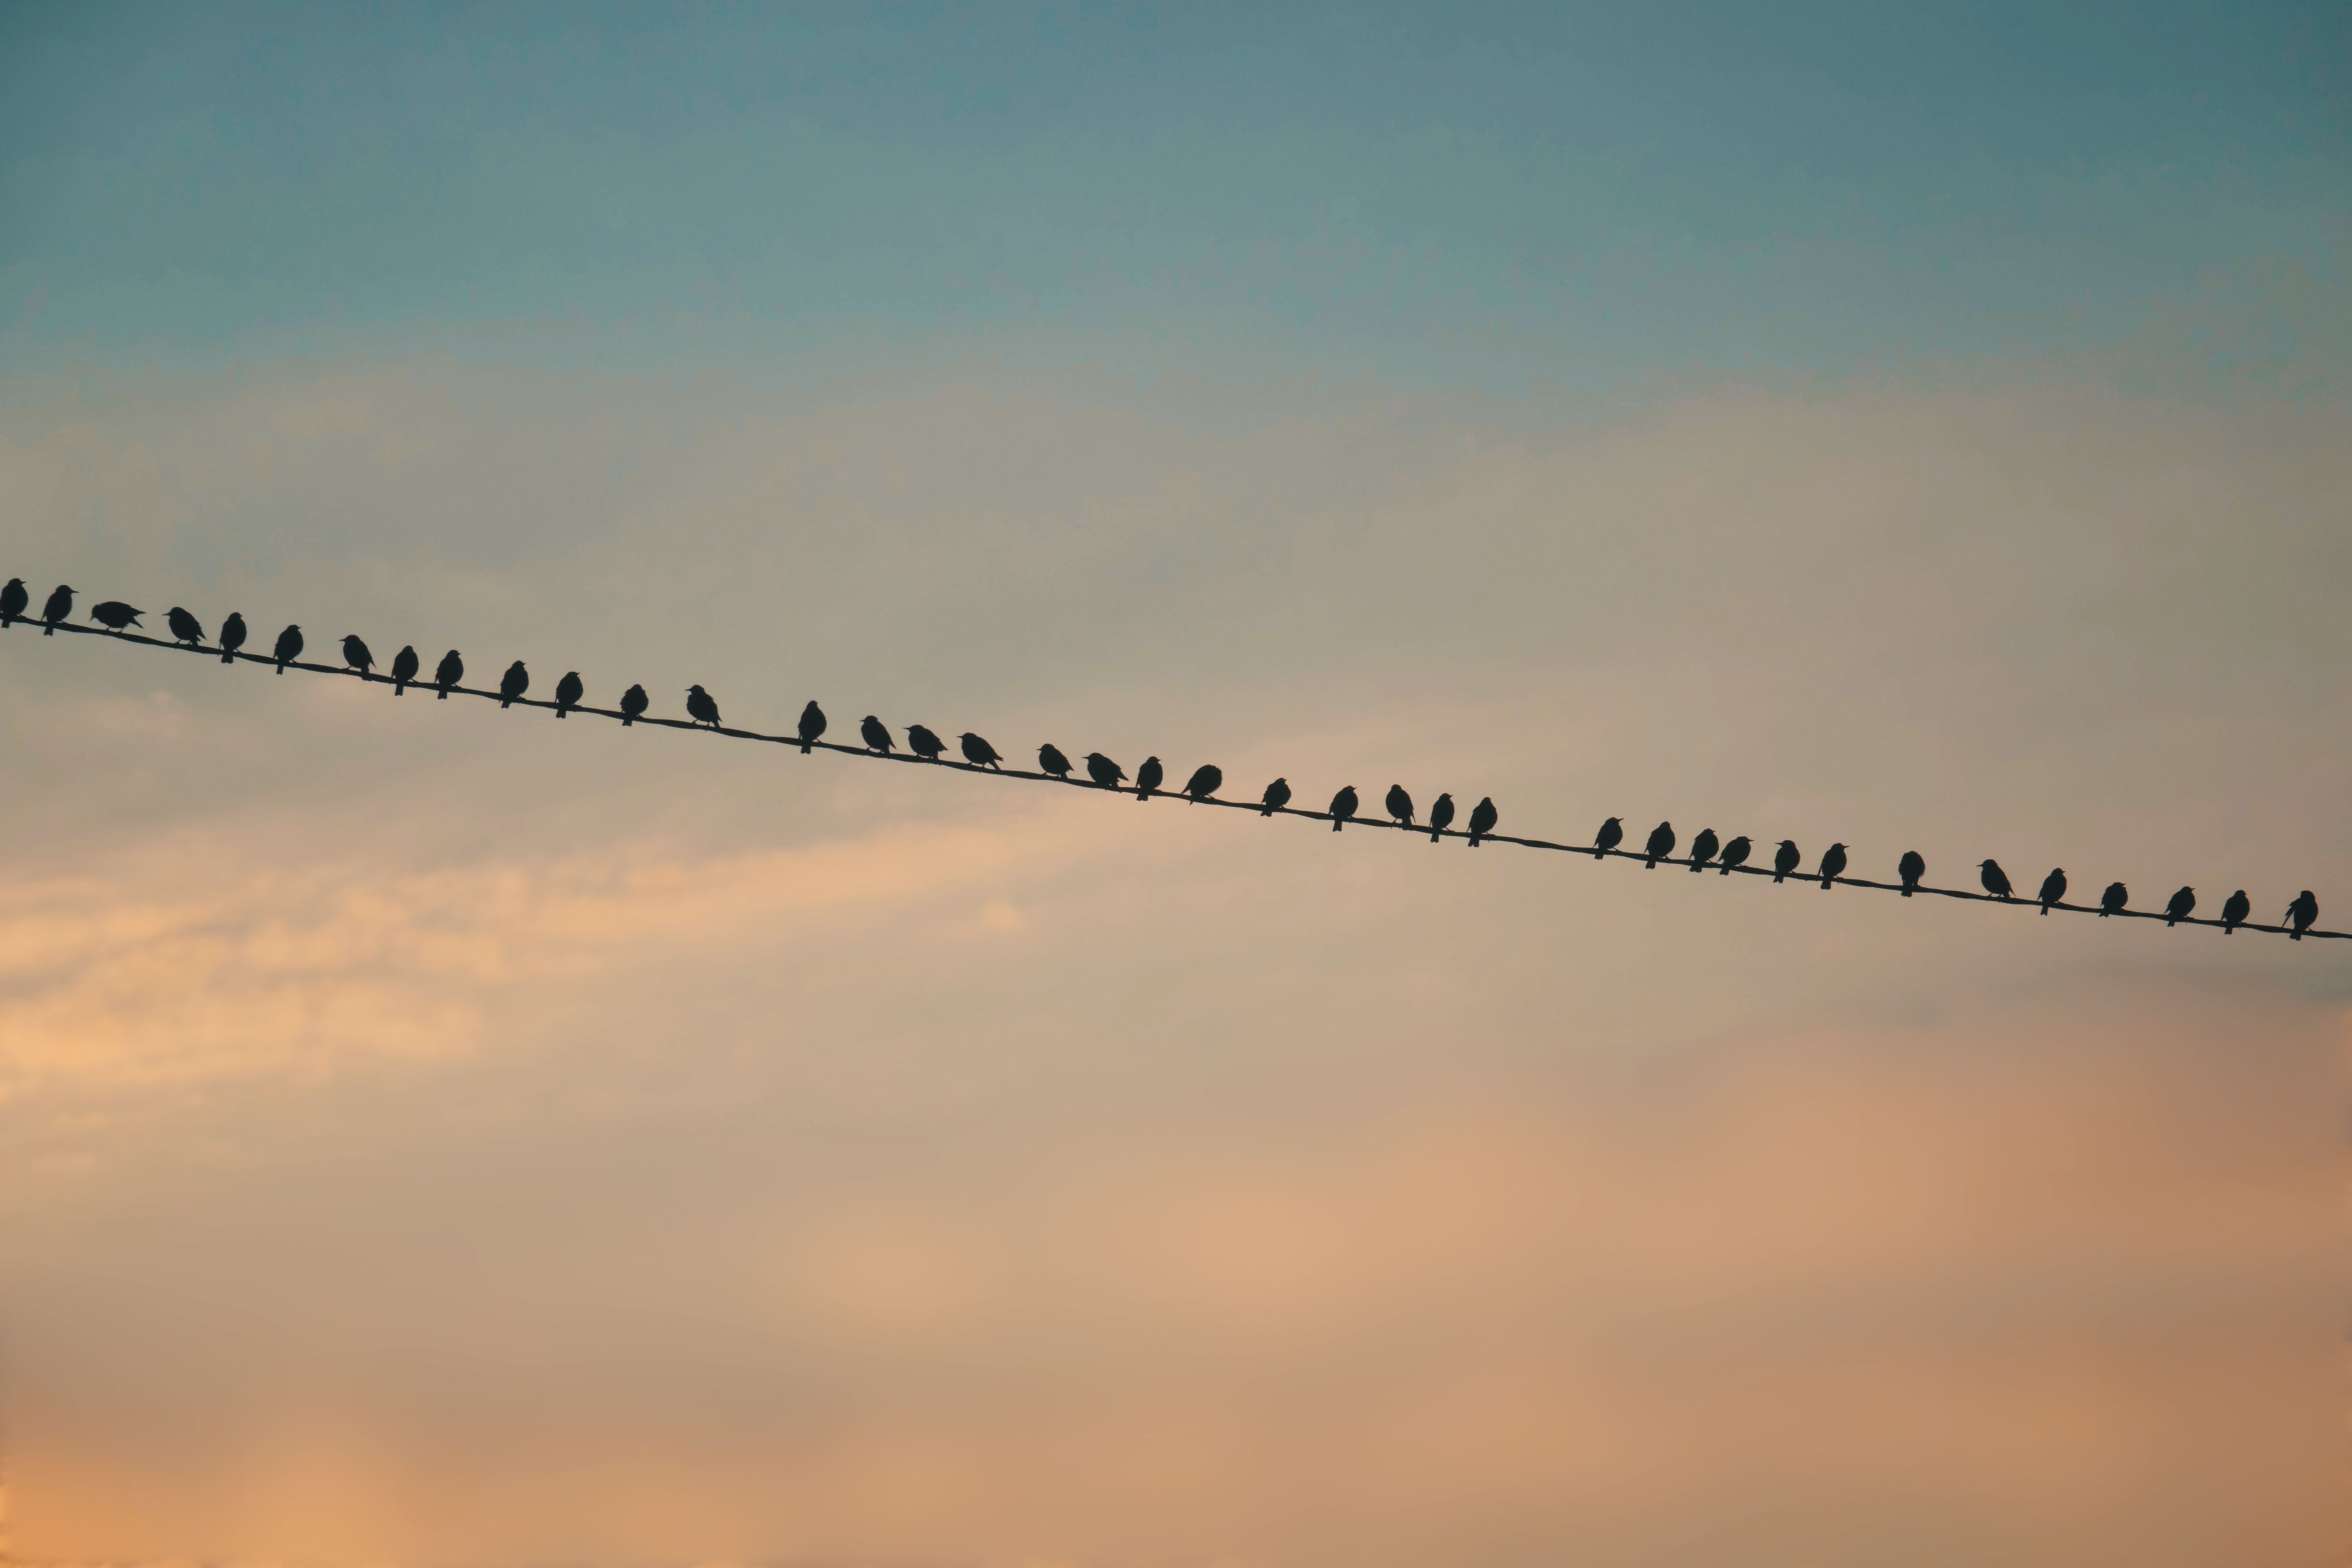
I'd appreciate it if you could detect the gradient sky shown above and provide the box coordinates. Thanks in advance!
[2,4,2349,1564]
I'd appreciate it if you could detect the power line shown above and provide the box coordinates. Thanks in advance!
[10,611,2339,943]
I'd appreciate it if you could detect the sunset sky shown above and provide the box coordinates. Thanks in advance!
[2,3,2348,1562]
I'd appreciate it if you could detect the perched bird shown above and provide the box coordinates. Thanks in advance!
[272,624,303,673]
[1135,756,1163,802]
[1818,842,1848,888]
[1084,752,1128,789]
[90,601,143,632]
[341,635,374,677]
[798,700,827,753]
[860,715,894,753]
[1183,764,1223,802]
[1979,859,2013,900]
[1328,785,1359,831]
[167,606,204,646]
[1642,821,1676,869]
[2285,889,2319,940]
[2037,868,2066,915]
[2099,881,2129,916]
[1038,743,1074,779]
[219,611,247,664]
[1772,840,1801,883]
[619,684,649,726]
[684,684,721,728]
[2164,886,2197,927]
[1688,828,1720,872]
[554,670,583,716]
[499,661,530,709]
[1384,785,1415,829]
[1593,816,1624,859]
[958,732,1002,769]
[1260,777,1291,816]
[1718,835,1752,875]
[0,578,25,628]
[1466,796,1498,847]
[907,724,947,761]
[1427,792,1456,842]
[2220,889,2250,934]
[40,584,73,635]
[1897,849,1926,896]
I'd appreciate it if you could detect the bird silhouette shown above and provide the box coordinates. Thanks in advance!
[90,601,143,632]
[1718,835,1752,875]
[1688,828,1720,872]
[2285,890,2318,940]
[1135,756,1163,802]
[272,624,303,673]
[499,660,530,709]
[861,715,893,753]
[2037,868,2066,914]
[619,684,649,726]
[1084,752,1128,789]
[2099,881,2128,916]
[1592,816,1623,860]
[1642,821,1676,869]
[219,611,247,664]
[554,670,583,716]
[1038,743,1074,779]
[685,684,721,728]
[2220,889,2249,933]
[40,585,73,635]
[1467,796,1498,847]
[1260,777,1291,816]
[1385,785,1415,829]
[798,700,827,753]
[1818,843,1848,888]
[341,635,374,677]
[1328,785,1358,831]
[1772,840,1801,883]
[1897,849,1926,896]
[907,724,947,761]
[1979,859,2013,899]
[959,732,1002,769]
[2164,886,2196,927]
[1183,764,1222,802]
[167,606,204,646]
[1428,792,1456,842]
[0,578,25,628]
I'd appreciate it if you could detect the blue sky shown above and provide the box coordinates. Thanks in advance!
[5,0,2346,389]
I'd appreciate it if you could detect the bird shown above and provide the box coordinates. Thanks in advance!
[1183,764,1222,802]
[1718,835,1752,875]
[2037,868,2066,914]
[0,578,25,628]
[1642,821,1676,869]
[499,660,529,709]
[861,715,894,753]
[907,724,947,761]
[40,584,73,635]
[1084,752,1128,789]
[554,671,583,716]
[219,611,247,664]
[1818,843,1848,888]
[619,684,649,726]
[684,684,721,728]
[798,700,827,753]
[2220,889,2249,934]
[90,601,143,632]
[1688,828,1720,872]
[958,732,1002,769]
[167,606,204,646]
[1467,796,1498,847]
[1592,816,1624,860]
[1772,840,1801,883]
[341,635,374,677]
[1979,859,2013,900]
[1384,785,1415,829]
[2100,881,2128,916]
[1898,849,1926,896]
[1328,785,1359,831]
[272,624,303,673]
[1038,743,1074,779]
[2285,890,2318,940]
[1427,792,1456,842]
[1135,756,1163,801]
[1260,777,1291,816]
[2164,886,2196,927]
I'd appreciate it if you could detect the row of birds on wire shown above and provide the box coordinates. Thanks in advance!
[4,579,2328,940]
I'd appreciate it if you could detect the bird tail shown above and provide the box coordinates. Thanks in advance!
[276,662,286,674]
[437,688,449,700]
[557,707,567,718]
[2039,904,2049,915]
[394,679,406,696]
[1429,826,1440,842]
[1901,886,1913,896]
[1645,857,1657,869]
[1773,871,1786,883]
[801,740,812,754]
[1688,861,1703,873]
[622,714,633,726]
[43,624,54,636]
[1719,863,1732,875]
[221,649,234,664]
[1331,818,1343,832]
[1138,791,1151,803]
[1469,835,1482,848]
[1820,875,1833,889]
[501,696,512,709]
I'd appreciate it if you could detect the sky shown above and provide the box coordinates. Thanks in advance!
[1,3,2349,1563]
